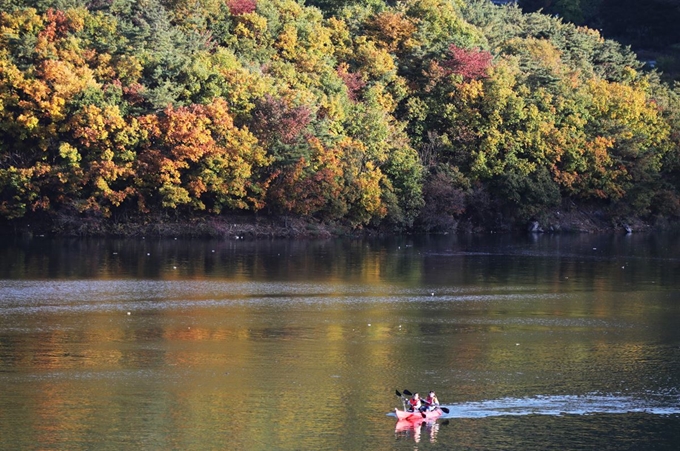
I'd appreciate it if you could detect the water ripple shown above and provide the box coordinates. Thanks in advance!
[438,394,680,418]
[0,279,561,314]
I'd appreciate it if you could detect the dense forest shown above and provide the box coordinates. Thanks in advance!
[1,0,680,235]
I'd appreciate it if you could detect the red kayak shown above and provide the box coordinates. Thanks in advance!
[393,407,444,422]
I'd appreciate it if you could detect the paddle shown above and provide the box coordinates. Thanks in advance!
[395,390,416,403]
[395,390,407,410]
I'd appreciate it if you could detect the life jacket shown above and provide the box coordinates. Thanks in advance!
[426,396,437,405]
[409,398,420,408]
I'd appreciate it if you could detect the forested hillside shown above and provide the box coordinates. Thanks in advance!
[1,0,679,235]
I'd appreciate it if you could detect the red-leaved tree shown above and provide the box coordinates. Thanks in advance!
[227,0,257,16]
[441,45,493,80]
[251,95,312,145]
[337,63,365,102]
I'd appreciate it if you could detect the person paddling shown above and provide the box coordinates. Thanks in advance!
[423,390,439,411]
[407,392,422,412]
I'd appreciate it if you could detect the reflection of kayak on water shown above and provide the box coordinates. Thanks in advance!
[395,419,424,432]
[394,418,442,443]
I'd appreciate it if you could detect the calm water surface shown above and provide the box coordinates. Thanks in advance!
[1,234,679,450]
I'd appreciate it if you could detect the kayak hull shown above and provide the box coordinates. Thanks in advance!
[395,418,439,435]
[393,407,443,422]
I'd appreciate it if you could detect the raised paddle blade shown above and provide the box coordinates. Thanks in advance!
[395,390,402,397]
[403,389,413,396]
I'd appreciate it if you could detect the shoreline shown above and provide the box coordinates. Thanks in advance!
[1,214,349,239]
[1,207,675,239]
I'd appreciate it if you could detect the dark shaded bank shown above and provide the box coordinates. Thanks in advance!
[0,213,348,239]
[0,206,676,238]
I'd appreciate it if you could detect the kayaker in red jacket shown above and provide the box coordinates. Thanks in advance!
[407,393,422,412]
[423,391,440,411]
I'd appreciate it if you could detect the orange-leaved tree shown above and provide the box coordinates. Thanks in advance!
[135,98,270,214]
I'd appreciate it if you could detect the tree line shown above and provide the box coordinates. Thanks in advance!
[1,0,679,233]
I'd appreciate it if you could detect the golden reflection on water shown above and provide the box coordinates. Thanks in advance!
[1,235,679,449]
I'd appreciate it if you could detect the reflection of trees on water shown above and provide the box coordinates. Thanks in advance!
[0,237,425,281]
[2,234,679,288]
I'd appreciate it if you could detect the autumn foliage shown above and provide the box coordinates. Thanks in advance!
[1,0,679,233]
[227,0,257,16]
[441,44,493,80]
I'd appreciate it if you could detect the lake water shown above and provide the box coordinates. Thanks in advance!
[1,233,679,450]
